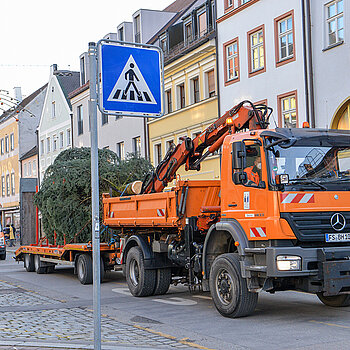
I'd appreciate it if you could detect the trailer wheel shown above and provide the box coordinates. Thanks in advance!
[126,246,156,297]
[0,252,6,260]
[209,253,258,318]
[153,268,171,295]
[77,254,93,285]
[24,254,35,272]
[317,293,350,307]
[46,265,56,274]
[34,255,46,274]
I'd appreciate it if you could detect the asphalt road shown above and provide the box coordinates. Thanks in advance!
[1,247,350,350]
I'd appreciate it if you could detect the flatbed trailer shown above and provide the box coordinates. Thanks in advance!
[15,242,120,284]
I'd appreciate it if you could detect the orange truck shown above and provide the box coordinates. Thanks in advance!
[16,101,350,318]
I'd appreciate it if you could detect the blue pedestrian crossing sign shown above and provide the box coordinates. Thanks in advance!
[99,43,163,117]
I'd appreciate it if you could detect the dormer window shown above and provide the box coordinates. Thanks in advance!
[184,21,192,44]
[160,34,167,53]
[198,10,207,37]
[119,27,124,41]
[134,15,141,43]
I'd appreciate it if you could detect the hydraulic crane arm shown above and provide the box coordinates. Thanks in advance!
[141,101,271,194]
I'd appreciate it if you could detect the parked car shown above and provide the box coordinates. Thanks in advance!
[0,224,6,260]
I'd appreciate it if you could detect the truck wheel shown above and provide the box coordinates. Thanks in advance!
[209,253,258,318]
[77,254,93,285]
[0,252,6,260]
[317,293,350,307]
[24,254,35,272]
[126,246,156,297]
[34,255,46,274]
[46,265,55,274]
[153,268,171,295]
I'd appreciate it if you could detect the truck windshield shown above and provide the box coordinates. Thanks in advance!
[267,144,350,191]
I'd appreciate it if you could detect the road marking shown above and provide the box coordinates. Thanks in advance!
[111,287,132,296]
[192,295,212,300]
[153,297,197,306]
[310,320,350,329]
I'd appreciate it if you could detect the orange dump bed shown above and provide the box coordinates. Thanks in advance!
[103,180,221,229]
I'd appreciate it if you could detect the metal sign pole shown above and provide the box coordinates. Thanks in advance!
[88,41,101,350]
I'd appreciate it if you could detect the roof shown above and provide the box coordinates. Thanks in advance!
[54,70,80,108]
[148,0,197,44]
[20,145,37,161]
[163,0,195,12]
[68,81,90,100]
[0,83,47,124]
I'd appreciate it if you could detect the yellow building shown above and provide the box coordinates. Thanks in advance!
[0,113,20,227]
[149,0,219,182]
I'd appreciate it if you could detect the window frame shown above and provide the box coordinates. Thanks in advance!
[116,141,125,161]
[165,89,172,114]
[5,136,9,153]
[10,133,14,151]
[205,69,216,98]
[46,137,51,153]
[59,132,64,149]
[154,143,162,166]
[11,172,15,195]
[223,37,240,86]
[224,0,234,12]
[1,175,4,197]
[66,129,71,146]
[77,105,83,135]
[190,76,200,104]
[277,90,298,128]
[247,24,266,77]
[102,113,108,126]
[176,83,186,109]
[274,10,296,67]
[133,136,141,156]
[0,138,3,155]
[6,174,10,197]
[184,20,193,44]
[197,9,207,38]
[325,0,344,47]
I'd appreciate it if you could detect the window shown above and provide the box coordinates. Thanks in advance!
[28,162,32,177]
[33,160,37,176]
[11,173,15,195]
[133,136,141,156]
[177,83,185,109]
[326,0,344,46]
[60,132,64,148]
[160,37,167,52]
[10,133,14,151]
[166,90,172,114]
[24,163,28,177]
[77,105,83,135]
[242,144,263,188]
[185,22,192,43]
[191,76,200,104]
[241,0,251,4]
[52,102,56,118]
[5,136,9,153]
[67,129,71,146]
[118,27,124,41]
[116,142,125,160]
[6,174,10,196]
[166,139,174,152]
[248,25,266,77]
[53,136,57,151]
[134,15,141,43]
[1,176,4,197]
[80,56,86,85]
[46,137,50,153]
[275,11,295,67]
[225,0,233,11]
[198,11,207,37]
[224,38,240,85]
[102,113,108,126]
[154,143,162,166]
[206,69,216,98]
[40,140,44,155]
[278,91,298,128]
[0,138,4,155]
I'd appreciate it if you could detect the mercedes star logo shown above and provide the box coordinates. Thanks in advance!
[330,213,346,231]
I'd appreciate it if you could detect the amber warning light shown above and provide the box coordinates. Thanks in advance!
[226,117,234,126]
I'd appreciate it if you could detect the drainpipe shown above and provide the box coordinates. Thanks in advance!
[144,117,149,160]
[70,113,74,148]
[36,130,40,187]
[301,0,310,125]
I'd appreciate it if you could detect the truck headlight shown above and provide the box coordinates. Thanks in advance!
[276,255,301,271]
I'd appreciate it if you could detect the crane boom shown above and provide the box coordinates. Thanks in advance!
[141,101,271,194]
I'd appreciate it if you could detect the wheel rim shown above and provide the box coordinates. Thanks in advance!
[215,268,236,306]
[78,259,85,280]
[129,259,139,287]
[34,255,40,270]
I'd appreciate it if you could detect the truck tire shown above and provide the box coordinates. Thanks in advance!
[153,268,171,295]
[46,265,55,274]
[317,293,350,307]
[209,253,258,318]
[0,252,6,260]
[34,255,46,274]
[24,254,35,272]
[126,246,156,297]
[77,254,93,285]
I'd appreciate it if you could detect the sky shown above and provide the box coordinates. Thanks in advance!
[0,0,174,99]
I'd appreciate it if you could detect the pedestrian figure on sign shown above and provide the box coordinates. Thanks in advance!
[9,224,15,247]
[122,63,142,99]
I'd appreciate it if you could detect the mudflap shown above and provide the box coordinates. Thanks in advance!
[318,249,350,296]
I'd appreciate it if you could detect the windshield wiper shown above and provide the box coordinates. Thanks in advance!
[288,178,327,190]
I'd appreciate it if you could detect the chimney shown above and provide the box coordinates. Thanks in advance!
[50,64,58,75]
[13,87,22,102]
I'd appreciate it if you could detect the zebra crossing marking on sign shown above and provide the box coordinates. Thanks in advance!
[107,55,156,105]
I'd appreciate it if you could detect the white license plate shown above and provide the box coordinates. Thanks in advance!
[326,233,350,242]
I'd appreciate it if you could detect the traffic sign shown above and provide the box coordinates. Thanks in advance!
[98,42,163,117]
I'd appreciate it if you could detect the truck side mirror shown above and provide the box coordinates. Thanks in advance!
[233,171,247,185]
[232,141,246,169]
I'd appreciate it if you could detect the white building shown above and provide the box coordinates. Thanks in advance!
[216,0,349,130]
[38,65,80,182]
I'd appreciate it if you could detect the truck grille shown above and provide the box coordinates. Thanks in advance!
[281,212,350,242]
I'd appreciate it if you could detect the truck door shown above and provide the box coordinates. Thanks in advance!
[222,140,270,241]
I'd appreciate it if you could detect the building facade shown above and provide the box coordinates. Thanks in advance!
[38,65,79,183]
[148,0,219,181]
